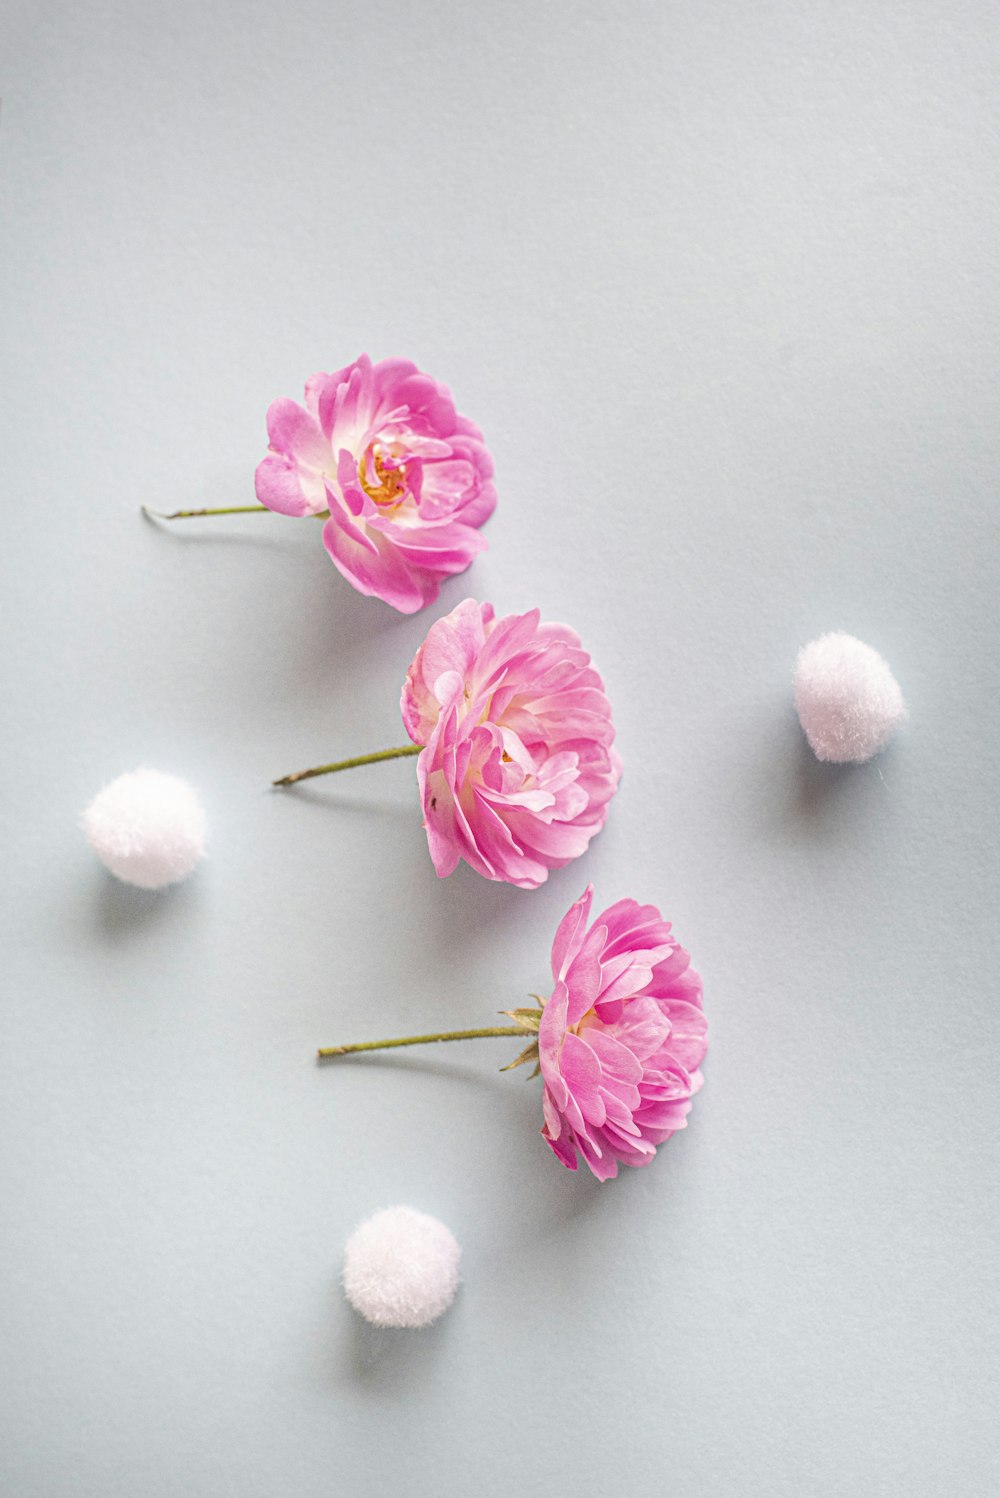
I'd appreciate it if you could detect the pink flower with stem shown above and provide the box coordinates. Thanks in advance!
[144,355,496,614]
[274,598,622,889]
[318,886,707,1181]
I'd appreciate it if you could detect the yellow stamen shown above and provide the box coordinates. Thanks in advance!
[359,444,407,507]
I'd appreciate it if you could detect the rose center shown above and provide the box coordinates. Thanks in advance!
[359,443,407,507]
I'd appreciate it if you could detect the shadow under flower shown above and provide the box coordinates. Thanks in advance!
[314,1050,509,1088]
[270,784,417,818]
[139,506,318,555]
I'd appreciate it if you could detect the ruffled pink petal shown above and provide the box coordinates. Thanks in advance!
[386,522,488,576]
[397,599,619,886]
[535,890,707,1181]
[468,791,548,889]
[563,923,609,1024]
[538,986,571,1107]
[254,455,326,517]
[550,887,593,983]
[656,998,709,1072]
[576,1132,617,1181]
[321,513,433,614]
[605,997,672,1062]
[318,356,374,443]
[378,367,456,431]
[265,398,332,471]
[558,1032,606,1128]
[257,357,494,612]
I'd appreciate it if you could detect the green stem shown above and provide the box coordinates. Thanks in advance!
[318,1027,529,1059]
[141,505,329,520]
[273,743,421,787]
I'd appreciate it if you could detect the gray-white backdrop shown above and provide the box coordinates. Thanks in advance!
[2,2,998,1494]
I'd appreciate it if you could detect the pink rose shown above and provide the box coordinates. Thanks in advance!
[255,355,496,613]
[539,886,707,1179]
[401,599,621,888]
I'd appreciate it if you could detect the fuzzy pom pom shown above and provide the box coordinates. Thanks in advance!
[83,769,207,889]
[343,1207,461,1329]
[794,633,906,763]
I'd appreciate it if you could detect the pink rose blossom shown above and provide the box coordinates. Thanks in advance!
[255,355,496,613]
[401,600,621,888]
[539,886,707,1180]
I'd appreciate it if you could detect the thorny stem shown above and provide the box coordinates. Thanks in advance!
[141,505,330,520]
[273,744,421,787]
[318,1027,529,1059]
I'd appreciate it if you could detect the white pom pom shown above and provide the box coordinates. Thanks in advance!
[794,633,906,763]
[83,768,207,889]
[343,1206,461,1329]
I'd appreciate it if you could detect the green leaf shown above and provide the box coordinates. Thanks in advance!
[500,1007,543,1032]
[499,1040,540,1073]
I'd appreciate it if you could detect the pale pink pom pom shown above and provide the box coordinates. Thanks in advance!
[794,632,906,763]
[343,1207,460,1329]
[255,355,495,613]
[401,599,621,889]
[539,886,707,1181]
[82,769,206,889]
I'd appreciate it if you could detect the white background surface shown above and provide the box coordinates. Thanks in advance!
[2,2,998,1494]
